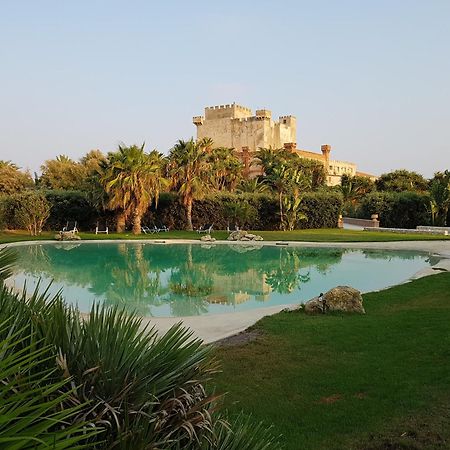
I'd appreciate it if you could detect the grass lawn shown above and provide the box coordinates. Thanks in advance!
[214,273,450,450]
[1,228,449,244]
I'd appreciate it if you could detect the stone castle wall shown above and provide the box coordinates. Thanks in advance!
[194,103,296,152]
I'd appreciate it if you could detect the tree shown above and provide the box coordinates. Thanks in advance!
[0,160,34,194]
[296,159,326,189]
[236,177,269,194]
[266,164,310,230]
[376,169,428,192]
[340,174,375,204]
[12,191,51,235]
[102,144,167,234]
[223,200,258,230]
[39,155,87,190]
[207,147,243,192]
[169,138,212,230]
[429,170,450,226]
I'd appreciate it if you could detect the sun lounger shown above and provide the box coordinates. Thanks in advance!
[95,222,109,234]
[62,221,78,233]
[197,224,213,234]
[155,222,169,232]
[142,225,159,234]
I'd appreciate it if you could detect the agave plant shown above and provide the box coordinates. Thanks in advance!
[0,247,16,282]
[0,320,99,449]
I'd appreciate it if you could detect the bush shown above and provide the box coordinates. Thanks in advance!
[357,191,431,228]
[145,191,343,230]
[0,190,51,234]
[44,190,100,231]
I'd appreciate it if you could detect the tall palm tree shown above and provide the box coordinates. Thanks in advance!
[430,170,450,226]
[169,138,212,230]
[102,144,168,234]
[207,147,243,191]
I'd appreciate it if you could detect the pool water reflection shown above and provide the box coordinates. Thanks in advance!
[7,242,435,317]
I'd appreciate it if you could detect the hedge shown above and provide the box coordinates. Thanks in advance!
[357,191,431,229]
[1,190,343,232]
[43,190,101,231]
[144,191,343,230]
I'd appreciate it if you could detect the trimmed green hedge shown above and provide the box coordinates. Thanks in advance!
[357,191,431,229]
[145,191,343,230]
[1,190,343,231]
[44,190,100,231]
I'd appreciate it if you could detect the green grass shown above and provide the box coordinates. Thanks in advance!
[0,228,449,245]
[214,273,450,450]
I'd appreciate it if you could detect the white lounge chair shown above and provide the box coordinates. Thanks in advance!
[62,221,78,233]
[197,224,213,234]
[95,222,109,234]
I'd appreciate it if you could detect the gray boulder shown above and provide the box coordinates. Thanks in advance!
[200,235,216,242]
[304,286,365,314]
[55,231,81,241]
[227,230,264,241]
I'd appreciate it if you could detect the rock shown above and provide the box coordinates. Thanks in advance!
[227,230,264,241]
[304,286,365,314]
[55,231,81,241]
[201,235,216,242]
[303,296,324,314]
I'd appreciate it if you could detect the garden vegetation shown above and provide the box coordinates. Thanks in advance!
[0,144,449,234]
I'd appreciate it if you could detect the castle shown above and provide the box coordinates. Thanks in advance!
[193,103,375,185]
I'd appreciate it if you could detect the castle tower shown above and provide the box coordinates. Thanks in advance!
[321,144,331,172]
[192,103,296,153]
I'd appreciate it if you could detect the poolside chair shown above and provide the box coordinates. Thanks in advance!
[142,225,159,234]
[197,223,213,234]
[95,221,109,234]
[62,221,78,233]
[155,222,169,232]
[227,224,240,233]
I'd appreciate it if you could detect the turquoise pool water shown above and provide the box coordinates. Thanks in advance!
[7,242,435,317]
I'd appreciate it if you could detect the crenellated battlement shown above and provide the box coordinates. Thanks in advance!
[193,116,204,126]
[205,103,252,115]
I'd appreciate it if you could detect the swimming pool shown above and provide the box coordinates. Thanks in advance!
[7,242,436,317]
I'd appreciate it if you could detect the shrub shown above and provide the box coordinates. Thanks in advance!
[145,191,342,230]
[0,191,51,234]
[44,190,100,231]
[357,191,431,228]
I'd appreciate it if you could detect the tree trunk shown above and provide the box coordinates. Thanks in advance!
[132,211,142,235]
[116,210,126,233]
[186,199,193,231]
[279,192,284,230]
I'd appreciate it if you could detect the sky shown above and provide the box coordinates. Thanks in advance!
[0,0,449,177]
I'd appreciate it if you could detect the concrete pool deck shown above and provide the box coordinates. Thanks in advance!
[2,238,450,343]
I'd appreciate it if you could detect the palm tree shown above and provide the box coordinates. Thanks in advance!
[430,170,450,226]
[207,147,243,191]
[169,138,212,230]
[102,144,168,234]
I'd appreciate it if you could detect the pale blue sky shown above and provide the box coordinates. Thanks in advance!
[0,0,449,177]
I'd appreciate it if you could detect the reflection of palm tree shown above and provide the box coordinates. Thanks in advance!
[168,255,212,316]
[264,248,311,294]
[103,244,168,315]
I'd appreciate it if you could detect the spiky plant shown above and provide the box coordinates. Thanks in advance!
[0,320,99,449]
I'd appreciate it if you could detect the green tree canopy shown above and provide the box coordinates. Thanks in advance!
[0,160,34,194]
[102,144,168,234]
[429,170,450,226]
[169,138,212,230]
[39,155,87,190]
[375,169,428,192]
